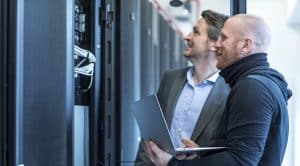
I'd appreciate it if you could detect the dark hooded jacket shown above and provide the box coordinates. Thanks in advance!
[168,53,292,166]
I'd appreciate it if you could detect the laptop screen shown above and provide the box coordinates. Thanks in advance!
[133,95,176,154]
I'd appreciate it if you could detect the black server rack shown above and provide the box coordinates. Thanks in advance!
[73,0,103,165]
[100,0,118,164]
[1,0,75,165]
[1,0,243,165]
[0,0,8,165]
[0,0,109,164]
[119,0,141,164]
[22,0,74,165]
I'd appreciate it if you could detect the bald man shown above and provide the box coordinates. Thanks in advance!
[144,14,292,166]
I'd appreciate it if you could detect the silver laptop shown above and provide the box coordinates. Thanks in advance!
[133,94,227,155]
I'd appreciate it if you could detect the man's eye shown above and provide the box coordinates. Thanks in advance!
[193,30,200,35]
[221,35,227,41]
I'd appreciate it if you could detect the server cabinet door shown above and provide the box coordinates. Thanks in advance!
[4,0,74,165]
[23,1,73,165]
[140,0,155,97]
[119,0,141,164]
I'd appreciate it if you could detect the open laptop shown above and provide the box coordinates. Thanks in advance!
[133,94,227,155]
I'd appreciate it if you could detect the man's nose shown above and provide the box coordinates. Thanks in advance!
[184,32,192,41]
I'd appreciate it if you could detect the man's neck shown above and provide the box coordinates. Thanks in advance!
[191,58,218,84]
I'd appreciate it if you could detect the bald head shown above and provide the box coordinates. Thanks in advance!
[227,14,271,53]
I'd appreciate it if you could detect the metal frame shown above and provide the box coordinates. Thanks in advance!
[67,1,74,166]
[119,0,142,164]
[100,0,118,164]
[0,0,8,165]
[89,0,102,165]
[231,0,247,15]
[6,0,22,165]
[3,0,74,165]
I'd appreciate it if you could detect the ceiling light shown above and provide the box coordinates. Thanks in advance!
[169,0,183,7]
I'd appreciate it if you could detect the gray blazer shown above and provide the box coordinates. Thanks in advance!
[135,67,230,165]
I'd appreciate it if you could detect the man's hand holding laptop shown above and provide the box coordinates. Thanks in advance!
[143,139,199,166]
[176,139,199,160]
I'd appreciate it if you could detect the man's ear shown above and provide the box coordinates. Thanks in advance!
[241,38,253,54]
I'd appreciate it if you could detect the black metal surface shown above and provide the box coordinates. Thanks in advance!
[0,0,8,165]
[231,0,247,15]
[100,0,117,165]
[89,0,102,165]
[6,0,20,165]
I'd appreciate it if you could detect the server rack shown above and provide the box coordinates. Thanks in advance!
[100,0,118,164]
[119,0,141,164]
[0,0,8,165]
[118,1,188,164]
[1,0,74,165]
[0,0,246,166]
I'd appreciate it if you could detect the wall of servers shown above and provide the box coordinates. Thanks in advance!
[0,0,189,165]
[115,0,188,164]
[72,0,188,164]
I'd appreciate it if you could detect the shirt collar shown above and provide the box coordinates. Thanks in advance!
[186,68,219,86]
[207,71,219,83]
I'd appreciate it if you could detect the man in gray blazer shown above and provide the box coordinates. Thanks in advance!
[135,10,229,165]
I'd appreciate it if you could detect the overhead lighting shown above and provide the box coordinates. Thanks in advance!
[169,0,183,7]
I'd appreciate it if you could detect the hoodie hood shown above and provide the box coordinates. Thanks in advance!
[220,53,292,102]
[248,67,293,102]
